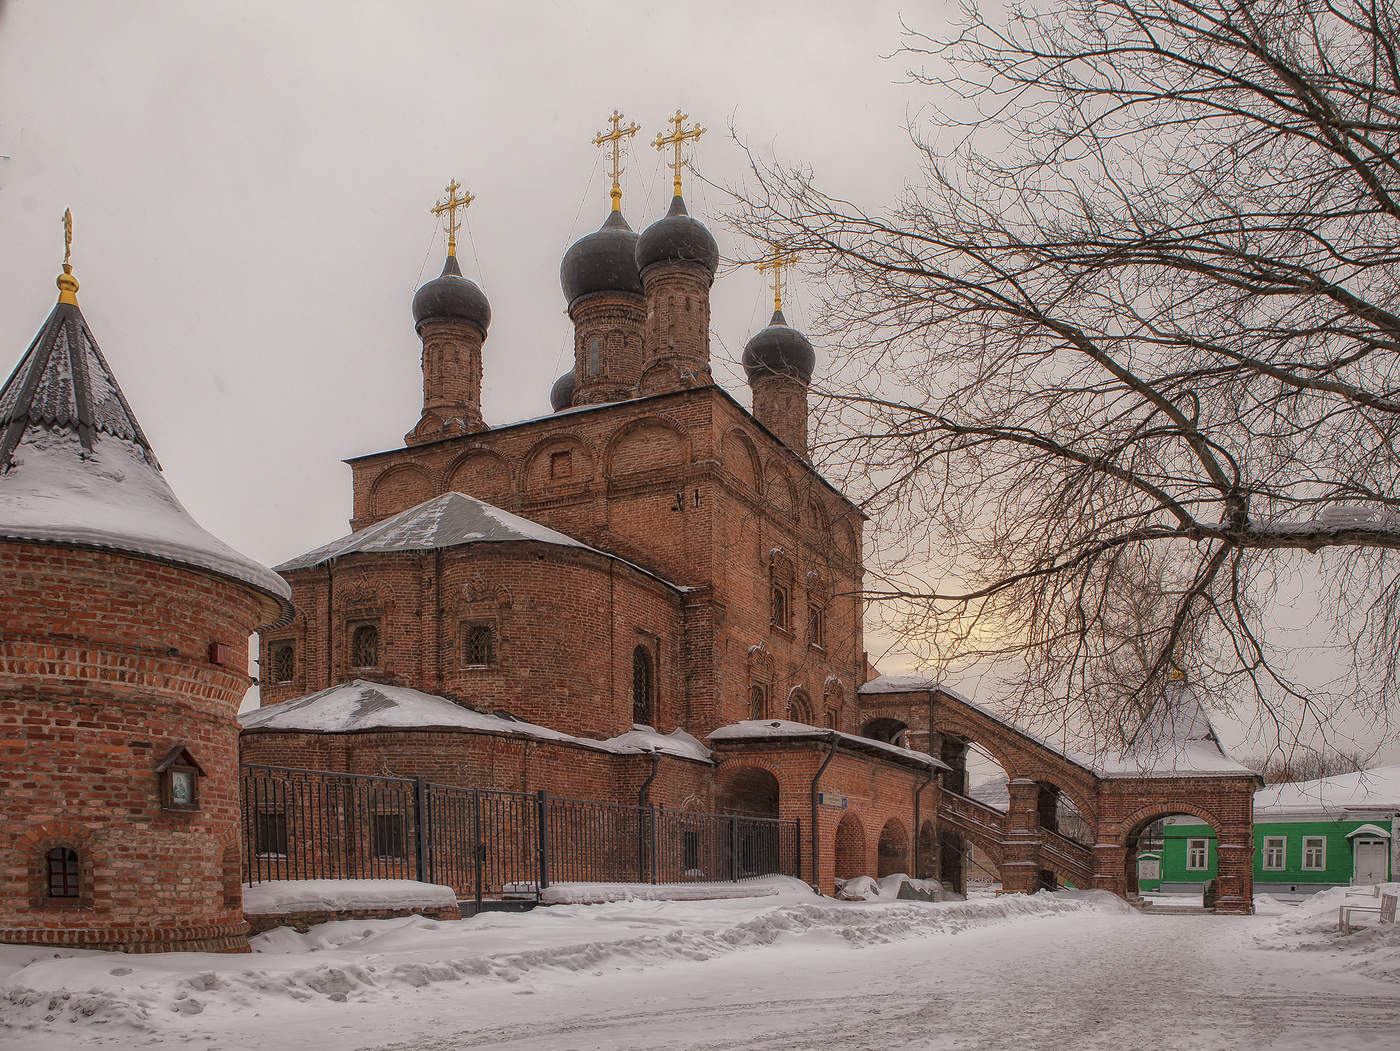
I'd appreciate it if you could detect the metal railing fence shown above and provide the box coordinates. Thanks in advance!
[240,765,800,902]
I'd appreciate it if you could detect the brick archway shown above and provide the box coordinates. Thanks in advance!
[877,818,909,878]
[833,812,865,880]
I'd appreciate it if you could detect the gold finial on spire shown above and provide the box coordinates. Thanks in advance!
[755,245,799,313]
[431,179,475,258]
[57,207,79,305]
[592,110,640,213]
[652,110,705,198]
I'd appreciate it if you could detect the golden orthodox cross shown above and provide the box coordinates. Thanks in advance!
[756,245,799,312]
[431,179,475,257]
[592,110,640,212]
[652,110,705,197]
[62,208,73,269]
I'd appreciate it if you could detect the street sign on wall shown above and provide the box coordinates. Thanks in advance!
[818,792,848,809]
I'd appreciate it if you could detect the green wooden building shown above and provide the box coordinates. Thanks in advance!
[1150,764,1399,895]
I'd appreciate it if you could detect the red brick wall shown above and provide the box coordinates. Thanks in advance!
[0,542,272,952]
[406,316,486,444]
[750,374,809,457]
[639,262,712,392]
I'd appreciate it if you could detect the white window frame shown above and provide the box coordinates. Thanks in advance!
[1186,837,1210,870]
[1302,835,1326,870]
[1262,836,1287,871]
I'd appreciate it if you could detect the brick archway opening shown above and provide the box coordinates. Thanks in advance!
[917,820,937,882]
[877,819,910,878]
[1123,811,1220,900]
[860,717,908,747]
[716,766,779,819]
[833,812,865,880]
[938,827,965,894]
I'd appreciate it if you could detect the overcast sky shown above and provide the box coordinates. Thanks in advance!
[2,1,1391,765]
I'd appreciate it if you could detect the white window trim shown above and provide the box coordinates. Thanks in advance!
[1262,835,1287,871]
[1302,835,1327,870]
[1186,837,1210,870]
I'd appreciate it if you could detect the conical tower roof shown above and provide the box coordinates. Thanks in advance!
[0,266,291,604]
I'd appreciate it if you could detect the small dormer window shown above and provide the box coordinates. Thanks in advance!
[156,745,205,812]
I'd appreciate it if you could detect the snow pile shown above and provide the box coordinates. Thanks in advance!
[540,876,807,905]
[835,873,944,902]
[240,680,714,763]
[0,888,1128,1037]
[1255,765,1400,817]
[1254,883,1400,982]
[242,880,458,916]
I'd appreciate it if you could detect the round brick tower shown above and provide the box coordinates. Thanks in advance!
[636,194,719,394]
[560,208,646,405]
[0,251,291,953]
[743,310,816,457]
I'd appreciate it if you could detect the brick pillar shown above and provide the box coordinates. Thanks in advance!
[570,292,646,405]
[1001,778,1044,894]
[1214,838,1255,914]
[1092,842,1128,896]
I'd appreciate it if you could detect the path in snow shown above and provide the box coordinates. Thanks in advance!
[365,911,1397,1051]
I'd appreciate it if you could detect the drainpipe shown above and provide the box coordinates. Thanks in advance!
[638,748,660,806]
[809,731,840,894]
[913,761,935,879]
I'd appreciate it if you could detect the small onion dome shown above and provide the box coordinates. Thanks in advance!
[560,210,643,306]
[550,369,577,412]
[412,253,491,333]
[742,310,816,385]
[636,195,719,278]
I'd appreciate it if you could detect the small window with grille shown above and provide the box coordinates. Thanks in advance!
[749,683,768,721]
[463,622,496,666]
[269,641,295,684]
[256,811,288,857]
[46,847,80,899]
[351,623,380,668]
[632,645,654,725]
[771,582,790,633]
[372,814,406,859]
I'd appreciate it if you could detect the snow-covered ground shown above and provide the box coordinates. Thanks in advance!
[2,880,1397,1050]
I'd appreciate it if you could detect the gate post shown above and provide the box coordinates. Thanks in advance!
[650,804,659,884]
[536,789,550,893]
[729,815,739,882]
[413,777,430,883]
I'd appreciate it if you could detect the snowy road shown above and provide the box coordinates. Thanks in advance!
[365,910,1397,1051]
[3,885,1398,1050]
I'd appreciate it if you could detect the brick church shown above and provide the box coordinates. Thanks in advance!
[241,122,947,890]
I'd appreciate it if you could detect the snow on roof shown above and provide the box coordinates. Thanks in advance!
[1254,765,1400,817]
[276,492,676,592]
[239,679,712,763]
[0,297,290,604]
[707,719,948,771]
[1096,687,1257,780]
[0,425,291,601]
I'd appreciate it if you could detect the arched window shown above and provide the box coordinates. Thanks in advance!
[351,624,379,668]
[464,623,495,666]
[749,683,769,720]
[787,692,813,725]
[46,847,79,899]
[632,645,654,725]
[270,642,294,684]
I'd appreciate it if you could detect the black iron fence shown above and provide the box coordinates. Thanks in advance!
[240,765,800,903]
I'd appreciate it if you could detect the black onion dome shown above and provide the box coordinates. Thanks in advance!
[742,310,816,385]
[636,195,719,277]
[560,210,644,306]
[413,253,491,332]
[550,369,577,412]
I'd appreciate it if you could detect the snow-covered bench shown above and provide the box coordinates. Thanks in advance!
[1337,892,1397,933]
